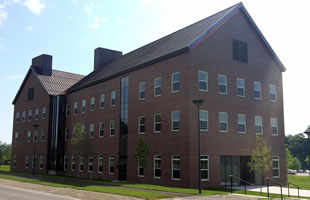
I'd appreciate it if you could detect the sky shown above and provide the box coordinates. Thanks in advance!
[0,0,310,144]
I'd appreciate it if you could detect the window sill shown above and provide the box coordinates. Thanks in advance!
[218,92,227,95]
[154,131,161,133]
[238,132,246,134]
[219,131,228,133]
[171,90,180,94]
[153,177,161,179]
[198,89,208,92]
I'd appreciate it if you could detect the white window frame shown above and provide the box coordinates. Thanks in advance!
[65,128,69,140]
[111,91,116,106]
[138,159,144,177]
[110,120,115,136]
[272,156,280,178]
[139,82,146,100]
[71,155,76,171]
[35,108,39,120]
[16,112,20,123]
[27,131,31,142]
[109,155,114,174]
[79,156,84,172]
[219,112,228,133]
[81,99,86,113]
[100,94,105,109]
[66,104,70,116]
[236,78,245,97]
[28,110,32,121]
[200,110,208,131]
[32,156,36,169]
[89,123,94,138]
[13,156,16,168]
[39,156,44,169]
[25,156,30,168]
[201,155,209,181]
[90,97,95,111]
[98,156,103,173]
[74,102,78,114]
[22,111,25,122]
[154,113,161,133]
[99,122,104,137]
[64,156,68,170]
[171,155,180,181]
[171,111,180,131]
[138,116,145,134]
[42,107,46,119]
[14,132,18,143]
[88,156,93,173]
[40,129,45,141]
[198,71,208,92]
[171,72,180,93]
[34,130,38,142]
[253,81,262,100]
[237,114,246,134]
[154,155,161,179]
[271,118,278,136]
[218,74,227,95]
[154,77,161,97]
[255,116,263,135]
[269,84,277,102]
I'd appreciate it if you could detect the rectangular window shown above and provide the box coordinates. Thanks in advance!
[74,102,78,114]
[139,82,146,100]
[35,108,39,120]
[219,112,228,132]
[237,114,246,133]
[65,128,69,140]
[171,72,180,93]
[111,91,116,106]
[89,124,94,138]
[171,111,180,131]
[98,156,103,173]
[22,111,25,122]
[81,99,86,113]
[34,130,38,142]
[110,120,115,136]
[42,107,46,119]
[99,122,104,137]
[154,77,161,96]
[28,110,32,121]
[154,155,161,178]
[16,112,20,123]
[232,39,248,63]
[66,104,70,116]
[237,78,245,97]
[200,110,208,131]
[253,81,262,100]
[109,155,114,174]
[271,118,278,136]
[72,126,76,139]
[13,156,16,168]
[172,155,180,180]
[100,94,105,109]
[14,132,18,143]
[71,156,76,171]
[269,84,277,102]
[90,97,95,111]
[39,156,44,169]
[32,156,36,169]
[154,114,161,133]
[64,156,68,170]
[201,155,209,181]
[218,75,227,94]
[139,116,145,134]
[28,88,34,101]
[27,131,31,142]
[81,125,85,139]
[255,116,263,134]
[40,129,45,141]
[136,159,144,177]
[88,156,93,172]
[272,156,280,178]
[198,71,208,92]
[25,156,30,168]
[79,156,84,172]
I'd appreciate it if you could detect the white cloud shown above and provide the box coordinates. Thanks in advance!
[23,0,45,16]
[88,16,108,30]
[0,9,8,27]
[26,26,33,30]
[84,4,92,15]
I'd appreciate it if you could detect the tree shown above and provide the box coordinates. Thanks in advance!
[286,148,300,170]
[286,134,308,169]
[248,136,272,184]
[135,138,149,178]
[0,142,11,164]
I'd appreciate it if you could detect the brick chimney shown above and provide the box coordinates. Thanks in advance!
[94,48,122,71]
[32,54,52,76]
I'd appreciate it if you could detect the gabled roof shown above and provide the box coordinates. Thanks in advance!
[67,2,285,93]
[12,68,84,104]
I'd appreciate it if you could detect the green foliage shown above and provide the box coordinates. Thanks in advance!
[286,148,300,170]
[286,133,309,169]
[134,138,149,168]
[0,141,11,163]
[305,155,309,166]
[248,136,272,177]
[70,123,91,155]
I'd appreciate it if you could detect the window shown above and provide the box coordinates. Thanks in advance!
[237,114,246,133]
[171,111,180,131]
[34,130,38,142]
[198,71,208,91]
[154,114,161,133]
[16,112,20,123]
[172,155,180,180]
[200,110,208,131]
[98,156,103,173]
[28,88,34,101]
[32,156,36,169]
[90,97,95,111]
[255,116,263,134]
[42,107,46,119]
[35,108,39,120]
[99,122,104,137]
[79,156,84,171]
[139,82,146,100]
[218,75,227,94]
[154,155,161,178]
[111,91,116,106]
[154,77,161,96]
[28,110,32,121]
[138,159,144,177]
[109,155,114,174]
[71,156,76,171]
[237,78,245,97]
[272,156,280,178]
[66,104,70,116]
[110,120,115,136]
[81,99,86,113]
[269,84,277,102]
[22,111,25,122]
[72,126,76,139]
[89,124,94,138]
[25,156,30,168]
[39,156,44,169]
[13,156,16,168]
[253,81,261,100]
[171,72,180,93]
[14,132,18,143]
[40,129,45,141]
[271,118,278,136]
[81,125,85,139]
[27,131,31,142]
[64,156,68,170]
[232,39,248,63]
[65,128,69,140]
[201,155,209,181]
[100,94,105,109]
[219,112,228,132]
[74,102,78,114]
[88,156,93,172]
[139,116,145,134]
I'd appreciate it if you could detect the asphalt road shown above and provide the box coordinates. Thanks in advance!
[0,184,80,200]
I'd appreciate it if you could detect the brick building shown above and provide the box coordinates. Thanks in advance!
[11,3,287,188]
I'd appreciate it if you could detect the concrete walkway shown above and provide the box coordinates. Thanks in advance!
[162,193,266,200]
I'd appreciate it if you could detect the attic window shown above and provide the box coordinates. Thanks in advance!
[28,88,34,101]
[233,39,248,63]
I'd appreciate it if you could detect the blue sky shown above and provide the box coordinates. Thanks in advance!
[1,0,310,143]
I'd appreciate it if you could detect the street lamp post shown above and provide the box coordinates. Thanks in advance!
[304,126,310,177]
[33,124,39,176]
[192,99,204,194]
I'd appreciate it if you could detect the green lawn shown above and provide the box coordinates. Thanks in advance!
[288,174,310,190]
[0,165,10,172]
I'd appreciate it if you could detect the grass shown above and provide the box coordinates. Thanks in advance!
[0,165,10,172]
[288,174,310,190]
